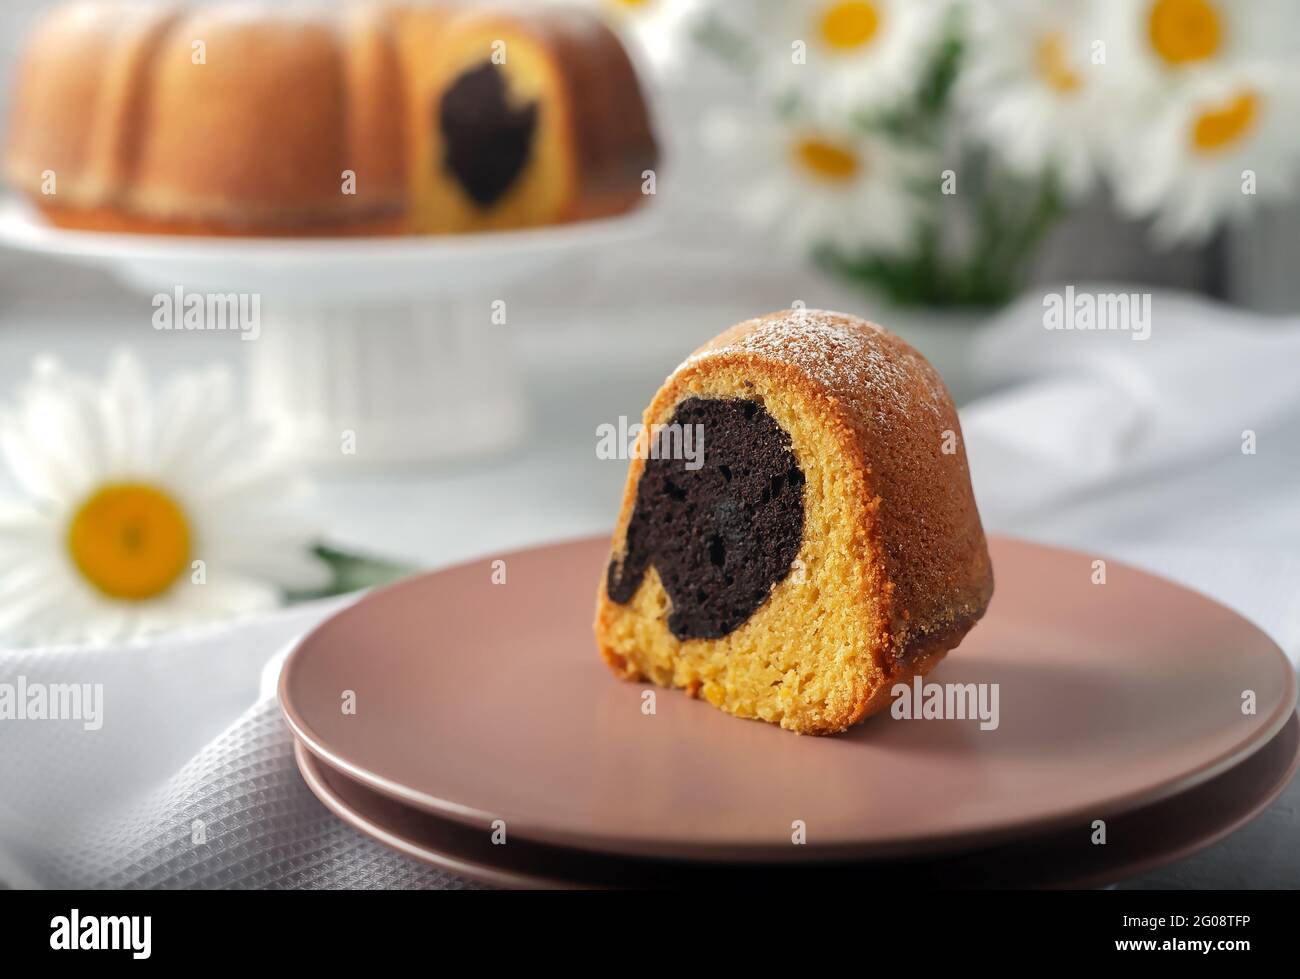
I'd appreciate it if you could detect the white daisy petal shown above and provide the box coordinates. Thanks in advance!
[152,365,234,476]
[0,413,66,502]
[0,561,77,639]
[959,0,1110,199]
[0,351,327,647]
[1096,0,1300,93]
[749,0,952,116]
[167,574,282,621]
[706,104,935,257]
[17,360,109,496]
[98,350,156,477]
[1108,65,1300,245]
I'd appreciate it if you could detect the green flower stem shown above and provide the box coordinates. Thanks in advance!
[822,169,1066,309]
[284,544,417,604]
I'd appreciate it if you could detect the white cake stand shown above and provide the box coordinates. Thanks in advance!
[0,198,655,467]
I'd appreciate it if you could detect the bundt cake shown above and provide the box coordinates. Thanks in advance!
[411,4,658,233]
[4,1,408,235]
[595,309,994,735]
[2,1,657,236]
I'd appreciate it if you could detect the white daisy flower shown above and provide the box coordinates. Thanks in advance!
[1095,0,1299,120]
[746,0,952,116]
[959,0,1110,198]
[0,352,330,647]
[1098,0,1299,87]
[556,0,707,75]
[705,108,934,255]
[1108,65,1300,244]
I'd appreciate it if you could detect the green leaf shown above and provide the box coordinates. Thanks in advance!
[284,544,417,604]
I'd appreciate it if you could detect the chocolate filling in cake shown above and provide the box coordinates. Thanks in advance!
[439,62,538,207]
[607,397,805,640]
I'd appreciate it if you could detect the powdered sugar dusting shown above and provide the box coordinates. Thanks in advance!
[684,308,949,424]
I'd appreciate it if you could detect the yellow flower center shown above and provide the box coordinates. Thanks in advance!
[819,1,881,51]
[1148,0,1222,65]
[608,0,652,8]
[1190,90,1258,153]
[67,483,191,601]
[1036,32,1082,93]
[794,136,861,182]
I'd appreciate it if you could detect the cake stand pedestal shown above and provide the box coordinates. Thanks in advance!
[0,199,653,468]
[245,298,522,467]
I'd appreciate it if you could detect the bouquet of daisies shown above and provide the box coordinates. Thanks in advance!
[606,0,1300,306]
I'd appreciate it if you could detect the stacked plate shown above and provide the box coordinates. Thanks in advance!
[279,536,1298,888]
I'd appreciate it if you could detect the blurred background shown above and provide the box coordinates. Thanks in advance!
[0,0,1298,646]
[4,0,1299,308]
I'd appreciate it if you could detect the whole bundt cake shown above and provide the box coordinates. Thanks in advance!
[2,0,657,236]
[595,309,994,735]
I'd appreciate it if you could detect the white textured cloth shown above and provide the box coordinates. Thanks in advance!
[965,289,1300,664]
[0,600,472,889]
[0,287,1296,889]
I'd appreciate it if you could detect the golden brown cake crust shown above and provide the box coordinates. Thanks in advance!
[4,2,408,235]
[525,7,658,221]
[4,1,655,236]
[595,309,994,734]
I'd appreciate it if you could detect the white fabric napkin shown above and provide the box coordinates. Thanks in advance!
[1,286,1296,889]
[964,288,1300,664]
[0,600,472,889]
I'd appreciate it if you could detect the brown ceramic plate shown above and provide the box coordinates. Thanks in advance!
[294,713,1300,888]
[279,535,1297,862]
